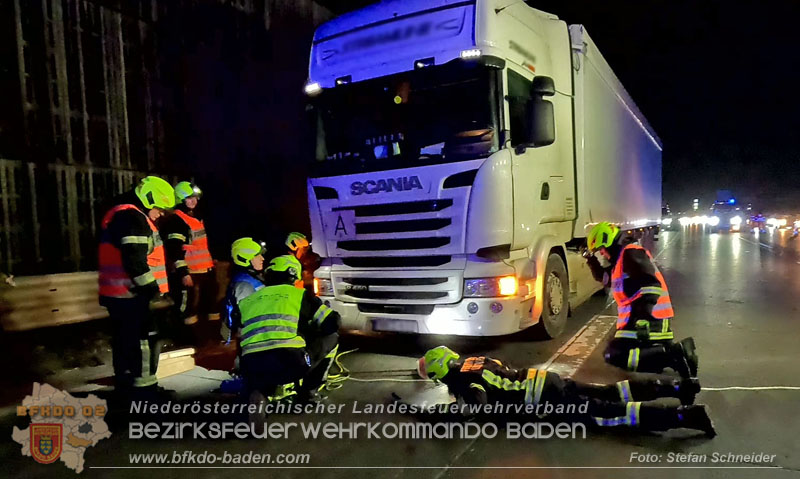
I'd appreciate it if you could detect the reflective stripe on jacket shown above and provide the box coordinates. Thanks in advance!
[238,284,307,355]
[99,204,168,297]
[611,243,674,331]
[175,210,214,273]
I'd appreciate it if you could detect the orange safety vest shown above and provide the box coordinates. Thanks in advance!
[175,210,214,273]
[98,204,168,297]
[611,243,674,331]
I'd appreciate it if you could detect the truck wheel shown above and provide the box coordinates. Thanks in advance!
[536,253,569,339]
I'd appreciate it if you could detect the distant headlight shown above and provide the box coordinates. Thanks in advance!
[679,217,691,226]
[708,216,720,226]
[662,218,673,226]
[730,215,742,225]
[465,276,518,297]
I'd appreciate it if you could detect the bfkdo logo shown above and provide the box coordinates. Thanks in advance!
[12,383,111,473]
[31,424,63,464]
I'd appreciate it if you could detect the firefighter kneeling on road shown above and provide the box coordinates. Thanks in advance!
[231,255,341,414]
[417,346,716,437]
[585,222,698,378]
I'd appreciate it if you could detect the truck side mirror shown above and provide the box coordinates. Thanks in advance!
[519,76,556,148]
[531,76,556,97]
[525,97,555,147]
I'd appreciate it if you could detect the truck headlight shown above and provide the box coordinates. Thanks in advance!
[708,216,720,226]
[314,278,333,296]
[730,215,742,225]
[464,276,518,297]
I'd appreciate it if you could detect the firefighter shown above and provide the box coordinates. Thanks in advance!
[585,222,697,378]
[223,237,267,337]
[98,176,175,400]
[162,181,219,344]
[417,346,716,437]
[233,255,340,410]
[285,232,321,291]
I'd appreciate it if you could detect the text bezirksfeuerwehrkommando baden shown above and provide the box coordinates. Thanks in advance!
[129,420,587,440]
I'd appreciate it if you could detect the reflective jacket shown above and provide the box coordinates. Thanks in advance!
[98,202,168,299]
[441,356,566,407]
[164,209,214,275]
[225,270,265,330]
[611,243,674,340]
[237,283,340,356]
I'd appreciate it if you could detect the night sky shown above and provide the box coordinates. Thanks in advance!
[531,0,800,212]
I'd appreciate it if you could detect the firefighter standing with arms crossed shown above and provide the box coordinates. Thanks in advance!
[162,181,219,344]
[98,176,175,402]
[585,222,697,377]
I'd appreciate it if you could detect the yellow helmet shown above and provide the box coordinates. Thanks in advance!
[285,232,310,252]
[418,346,460,381]
[231,237,265,267]
[135,176,176,210]
[267,255,303,283]
[587,222,620,252]
[174,181,202,202]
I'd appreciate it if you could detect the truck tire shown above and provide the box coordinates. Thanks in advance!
[536,253,569,339]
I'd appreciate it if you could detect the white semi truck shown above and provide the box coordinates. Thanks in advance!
[304,0,662,338]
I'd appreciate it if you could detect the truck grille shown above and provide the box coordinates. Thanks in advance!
[355,218,451,234]
[332,271,462,304]
[333,199,453,217]
[340,256,452,268]
[338,237,449,251]
[328,195,465,255]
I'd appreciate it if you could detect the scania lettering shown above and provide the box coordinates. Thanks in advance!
[351,176,424,195]
[306,0,662,337]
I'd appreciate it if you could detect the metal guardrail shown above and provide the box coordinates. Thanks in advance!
[0,272,107,331]
[0,263,232,332]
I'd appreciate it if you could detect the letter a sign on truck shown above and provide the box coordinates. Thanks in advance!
[328,209,356,240]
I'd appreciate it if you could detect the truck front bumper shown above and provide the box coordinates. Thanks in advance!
[319,295,535,336]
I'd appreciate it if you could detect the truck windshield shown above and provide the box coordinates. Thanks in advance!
[311,62,500,177]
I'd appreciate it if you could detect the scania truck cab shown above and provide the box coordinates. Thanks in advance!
[305,0,662,338]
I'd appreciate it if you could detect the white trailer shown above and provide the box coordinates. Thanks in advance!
[305,0,662,338]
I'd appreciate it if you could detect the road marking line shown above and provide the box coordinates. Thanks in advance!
[703,386,800,391]
[737,235,774,251]
[537,314,616,377]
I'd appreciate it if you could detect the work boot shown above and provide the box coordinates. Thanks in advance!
[293,388,322,406]
[680,337,698,376]
[677,378,701,405]
[248,390,267,434]
[669,342,693,378]
[642,377,701,405]
[677,405,716,438]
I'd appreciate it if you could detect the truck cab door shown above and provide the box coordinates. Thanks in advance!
[505,67,567,249]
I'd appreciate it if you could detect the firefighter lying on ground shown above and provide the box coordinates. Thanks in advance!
[416,346,716,437]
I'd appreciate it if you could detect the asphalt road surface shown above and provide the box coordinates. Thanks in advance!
[3,228,799,478]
